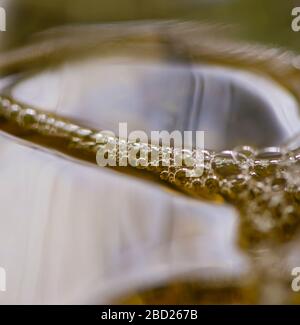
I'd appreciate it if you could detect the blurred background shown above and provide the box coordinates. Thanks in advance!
[1,0,300,52]
[2,0,300,305]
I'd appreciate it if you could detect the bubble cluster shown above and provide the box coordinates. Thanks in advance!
[1,94,300,246]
